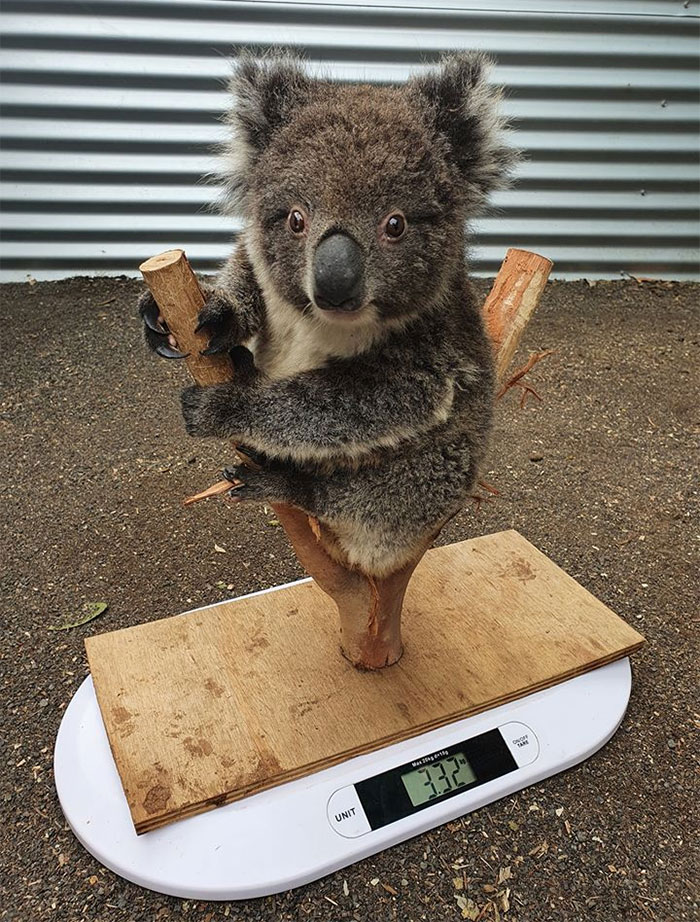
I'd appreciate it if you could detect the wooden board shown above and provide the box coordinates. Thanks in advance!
[85,530,644,834]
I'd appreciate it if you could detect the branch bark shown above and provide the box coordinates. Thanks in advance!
[140,247,553,669]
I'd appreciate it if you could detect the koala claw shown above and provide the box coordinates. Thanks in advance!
[141,297,167,334]
[139,291,189,360]
[222,465,246,484]
[194,295,238,355]
[224,478,264,504]
[153,339,189,360]
[199,337,229,356]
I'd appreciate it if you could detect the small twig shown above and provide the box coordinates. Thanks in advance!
[183,478,233,506]
[468,492,494,514]
[496,349,554,403]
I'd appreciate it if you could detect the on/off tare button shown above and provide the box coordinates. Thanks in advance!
[499,721,540,767]
[327,786,372,838]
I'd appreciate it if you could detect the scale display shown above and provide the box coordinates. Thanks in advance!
[354,728,519,830]
[401,751,477,806]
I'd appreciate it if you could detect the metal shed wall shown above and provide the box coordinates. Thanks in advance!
[1,0,698,282]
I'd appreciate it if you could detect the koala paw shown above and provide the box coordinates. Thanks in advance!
[180,385,220,438]
[222,465,286,504]
[195,294,242,356]
[138,290,188,359]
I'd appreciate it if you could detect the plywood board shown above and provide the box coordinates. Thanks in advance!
[85,530,644,833]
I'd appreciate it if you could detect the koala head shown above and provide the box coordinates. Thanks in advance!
[222,52,515,327]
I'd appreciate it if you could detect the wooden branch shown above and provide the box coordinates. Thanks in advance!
[482,248,553,384]
[140,247,553,669]
[140,249,233,387]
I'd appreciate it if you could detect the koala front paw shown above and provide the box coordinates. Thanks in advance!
[194,293,242,357]
[138,290,188,359]
[180,385,220,438]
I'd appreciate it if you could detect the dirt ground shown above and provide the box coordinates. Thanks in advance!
[1,276,698,922]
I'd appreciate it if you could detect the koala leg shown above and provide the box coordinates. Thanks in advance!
[222,438,478,579]
[305,437,479,577]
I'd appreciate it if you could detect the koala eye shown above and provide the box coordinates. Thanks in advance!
[382,212,407,240]
[288,208,306,235]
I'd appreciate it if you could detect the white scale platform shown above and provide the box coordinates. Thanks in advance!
[55,655,632,900]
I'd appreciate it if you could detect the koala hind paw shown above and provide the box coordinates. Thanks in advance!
[222,466,284,504]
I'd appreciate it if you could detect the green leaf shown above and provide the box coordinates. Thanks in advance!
[48,601,108,632]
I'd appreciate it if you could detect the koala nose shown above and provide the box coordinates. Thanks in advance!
[313,232,364,312]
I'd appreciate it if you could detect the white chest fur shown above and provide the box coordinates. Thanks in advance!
[251,287,384,381]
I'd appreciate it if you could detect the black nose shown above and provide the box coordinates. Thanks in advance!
[313,232,364,311]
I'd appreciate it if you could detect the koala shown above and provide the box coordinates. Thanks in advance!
[139,51,515,578]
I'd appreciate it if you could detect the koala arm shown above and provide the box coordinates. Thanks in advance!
[181,349,463,462]
[196,245,266,351]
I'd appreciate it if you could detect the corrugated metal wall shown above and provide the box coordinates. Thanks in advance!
[1,0,698,282]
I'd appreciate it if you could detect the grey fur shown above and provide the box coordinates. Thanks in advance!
[141,52,515,576]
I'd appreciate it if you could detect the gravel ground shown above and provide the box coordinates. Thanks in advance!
[1,276,698,922]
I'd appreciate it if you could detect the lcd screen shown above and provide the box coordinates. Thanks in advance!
[401,752,477,807]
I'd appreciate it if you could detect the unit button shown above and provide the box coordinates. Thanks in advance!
[499,721,539,767]
[327,786,372,838]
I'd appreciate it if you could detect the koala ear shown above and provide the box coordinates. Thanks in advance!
[408,53,516,202]
[222,51,313,212]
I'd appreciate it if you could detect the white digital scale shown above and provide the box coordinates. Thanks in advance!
[55,612,632,901]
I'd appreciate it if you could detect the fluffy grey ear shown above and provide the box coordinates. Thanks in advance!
[408,53,517,203]
[222,51,313,212]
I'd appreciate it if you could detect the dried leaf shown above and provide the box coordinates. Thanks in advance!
[381,882,398,896]
[528,840,549,859]
[497,866,512,884]
[499,887,511,912]
[457,896,480,920]
[454,877,464,890]
[507,820,519,832]
[48,601,108,632]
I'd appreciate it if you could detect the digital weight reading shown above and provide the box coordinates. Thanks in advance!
[401,751,477,807]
